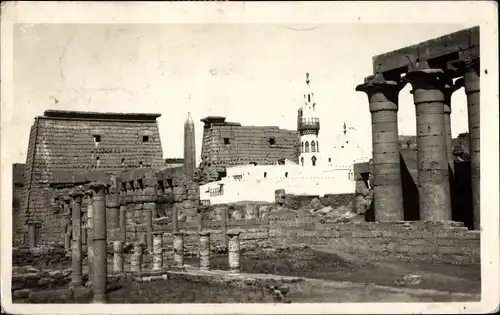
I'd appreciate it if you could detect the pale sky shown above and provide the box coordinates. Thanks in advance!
[11,23,476,165]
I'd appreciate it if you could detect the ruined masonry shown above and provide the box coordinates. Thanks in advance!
[18,110,166,245]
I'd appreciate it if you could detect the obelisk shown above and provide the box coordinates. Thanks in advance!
[184,112,196,178]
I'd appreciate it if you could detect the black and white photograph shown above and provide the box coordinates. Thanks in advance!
[1,1,498,314]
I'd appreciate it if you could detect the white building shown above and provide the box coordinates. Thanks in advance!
[199,73,370,205]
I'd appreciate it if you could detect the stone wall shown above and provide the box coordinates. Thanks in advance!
[17,110,165,245]
[198,116,300,184]
[127,215,480,265]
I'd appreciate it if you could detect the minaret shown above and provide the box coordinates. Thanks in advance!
[184,112,196,178]
[298,73,320,167]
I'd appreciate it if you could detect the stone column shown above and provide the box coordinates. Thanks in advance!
[173,232,184,267]
[113,240,124,273]
[152,232,164,271]
[227,231,241,273]
[220,207,228,249]
[356,73,405,221]
[130,242,143,273]
[85,190,94,287]
[70,190,84,287]
[106,185,120,230]
[119,187,127,242]
[199,231,211,271]
[462,56,480,230]
[90,182,107,303]
[405,62,452,221]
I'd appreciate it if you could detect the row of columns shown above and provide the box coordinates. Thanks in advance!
[111,231,241,274]
[356,57,480,229]
[66,181,241,303]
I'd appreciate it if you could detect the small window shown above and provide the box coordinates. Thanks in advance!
[311,156,317,166]
[143,136,149,142]
[121,158,125,166]
[139,161,143,168]
[93,135,101,143]
[328,158,331,163]
[224,138,230,145]
[264,172,267,178]
[285,172,288,178]
[269,138,276,145]
[341,146,344,149]
[308,94,311,102]
[301,157,304,166]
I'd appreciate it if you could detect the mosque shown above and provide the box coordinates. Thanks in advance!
[198,73,370,205]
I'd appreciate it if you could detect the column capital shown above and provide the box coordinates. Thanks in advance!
[70,189,85,203]
[355,72,406,113]
[89,182,106,195]
[404,61,449,104]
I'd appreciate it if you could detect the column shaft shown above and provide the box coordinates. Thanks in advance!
[406,69,452,221]
[227,232,240,273]
[199,232,211,271]
[464,60,480,230]
[85,193,94,287]
[91,183,107,303]
[356,76,405,221]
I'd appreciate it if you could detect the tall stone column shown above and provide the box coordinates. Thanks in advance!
[462,56,480,230]
[90,182,107,303]
[85,190,94,287]
[70,190,84,287]
[355,73,405,221]
[405,62,452,221]
[184,112,196,179]
[442,78,462,173]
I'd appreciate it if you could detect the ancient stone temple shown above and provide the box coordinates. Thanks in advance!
[354,26,480,230]
[17,110,166,245]
[198,116,301,184]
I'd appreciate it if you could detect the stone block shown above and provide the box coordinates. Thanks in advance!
[12,288,32,299]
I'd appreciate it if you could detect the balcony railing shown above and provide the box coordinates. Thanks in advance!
[298,118,320,131]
